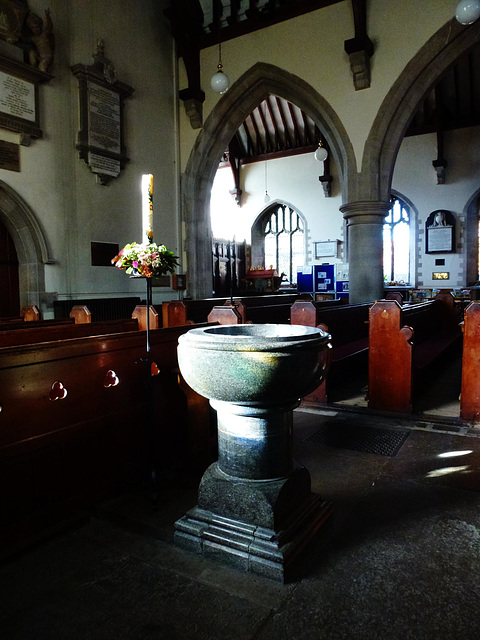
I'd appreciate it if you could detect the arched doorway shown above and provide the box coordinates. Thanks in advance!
[182,62,356,299]
[0,217,19,316]
[0,181,53,312]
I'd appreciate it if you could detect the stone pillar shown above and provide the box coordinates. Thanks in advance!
[341,201,390,304]
[184,177,214,300]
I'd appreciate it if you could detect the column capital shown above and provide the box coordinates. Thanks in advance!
[340,200,390,223]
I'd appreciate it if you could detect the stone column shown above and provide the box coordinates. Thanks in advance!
[183,173,214,300]
[340,201,390,304]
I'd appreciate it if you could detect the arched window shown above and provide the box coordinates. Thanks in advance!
[255,203,305,285]
[383,196,410,283]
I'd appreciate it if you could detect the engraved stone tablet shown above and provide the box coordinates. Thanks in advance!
[71,42,134,184]
[0,139,19,171]
[0,71,35,121]
[87,83,120,154]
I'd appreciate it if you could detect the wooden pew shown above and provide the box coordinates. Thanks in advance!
[161,293,305,327]
[0,317,140,347]
[460,301,480,421]
[291,300,371,403]
[0,316,26,325]
[54,297,142,321]
[0,322,215,558]
[0,317,76,332]
[0,305,42,325]
[368,295,462,413]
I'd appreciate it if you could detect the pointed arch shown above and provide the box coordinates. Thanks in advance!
[183,62,356,298]
[251,199,308,285]
[0,181,54,309]
[361,18,480,203]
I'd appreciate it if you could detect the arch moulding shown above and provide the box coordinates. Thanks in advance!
[0,180,53,310]
[182,62,356,299]
[361,17,480,204]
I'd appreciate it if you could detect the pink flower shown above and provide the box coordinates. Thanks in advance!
[133,260,139,269]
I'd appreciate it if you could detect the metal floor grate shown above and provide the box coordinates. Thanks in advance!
[304,421,410,457]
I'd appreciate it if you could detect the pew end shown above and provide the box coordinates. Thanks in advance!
[21,305,41,321]
[368,298,462,414]
[70,305,92,324]
[207,305,243,325]
[162,300,188,328]
[460,301,480,421]
[132,305,159,330]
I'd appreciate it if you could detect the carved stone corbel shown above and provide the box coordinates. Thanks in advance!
[318,155,333,197]
[180,90,205,130]
[432,159,447,185]
[346,49,371,91]
[319,174,333,198]
[344,0,374,91]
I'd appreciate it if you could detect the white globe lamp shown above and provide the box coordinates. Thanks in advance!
[455,0,480,24]
[314,141,328,162]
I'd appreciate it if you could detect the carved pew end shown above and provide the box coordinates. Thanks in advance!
[21,305,41,321]
[132,305,159,331]
[70,305,92,324]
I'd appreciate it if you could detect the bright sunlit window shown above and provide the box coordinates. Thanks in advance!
[263,203,305,285]
[142,174,153,243]
[210,167,249,241]
[384,196,410,283]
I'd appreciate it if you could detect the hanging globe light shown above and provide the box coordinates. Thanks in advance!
[211,43,230,94]
[314,140,328,162]
[455,0,480,24]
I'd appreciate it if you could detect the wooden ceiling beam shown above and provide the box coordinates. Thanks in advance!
[249,111,264,155]
[287,102,301,147]
[258,100,275,153]
[275,96,294,149]
[200,0,343,49]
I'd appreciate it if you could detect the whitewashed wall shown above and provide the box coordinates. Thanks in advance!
[0,0,178,314]
[393,126,480,288]
[211,152,344,268]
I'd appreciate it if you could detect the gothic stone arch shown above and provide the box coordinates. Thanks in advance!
[343,17,480,302]
[361,17,480,204]
[182,62,356,299]
[0,181,53,310]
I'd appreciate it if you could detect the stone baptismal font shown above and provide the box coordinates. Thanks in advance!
[174,323,332,582]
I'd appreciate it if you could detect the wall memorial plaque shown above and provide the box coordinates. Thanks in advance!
[0,53,51,138]
[314,240,341,259]
[71,40,134,185]
[425,209,455,254]
[0,138,19,170]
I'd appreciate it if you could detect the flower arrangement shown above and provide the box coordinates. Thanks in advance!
[112,241,179,278]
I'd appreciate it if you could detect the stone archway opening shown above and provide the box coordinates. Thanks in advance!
[0,181,53,312]
[0,217,19,316]
[344,17,480,302]
[182,62,356,299]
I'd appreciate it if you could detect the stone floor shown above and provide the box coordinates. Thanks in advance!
[2,401,480,640]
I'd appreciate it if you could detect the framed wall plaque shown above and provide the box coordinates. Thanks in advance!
[0,54,51,138]
[71,41,134,184]
[425,209,455,254]
[314,239,341,259]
